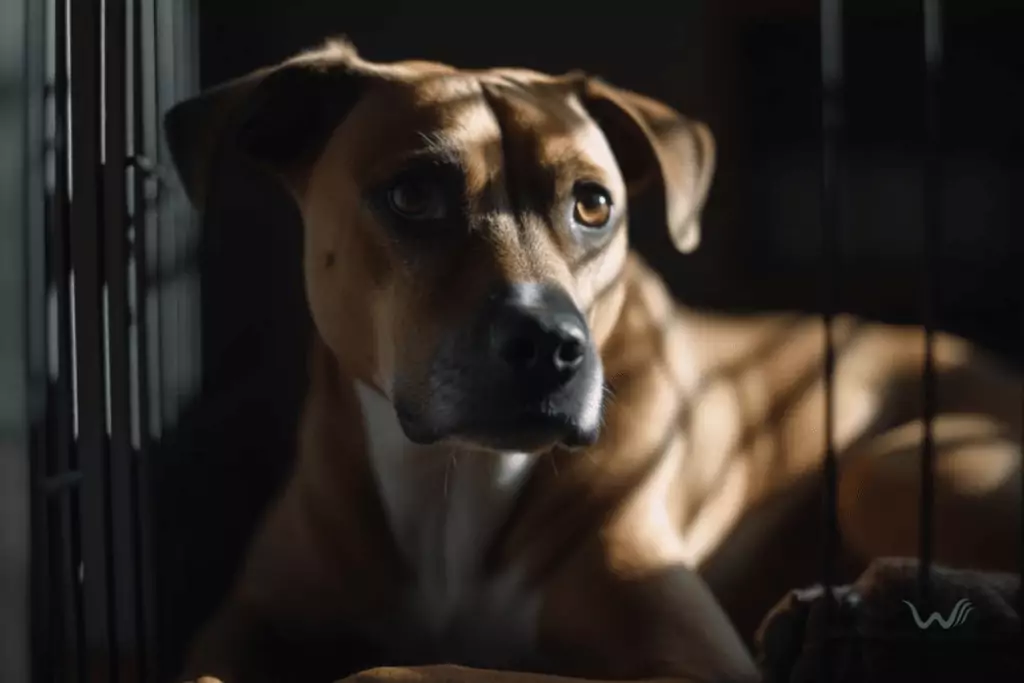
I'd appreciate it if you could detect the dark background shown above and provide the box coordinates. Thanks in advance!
[152,1,1024,679]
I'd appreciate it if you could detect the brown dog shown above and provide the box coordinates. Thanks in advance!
[165,39,1022,683]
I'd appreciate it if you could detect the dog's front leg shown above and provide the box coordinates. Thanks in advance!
[193,666,695,683]
[332,543,761,683]
[338,663,745,683]
[183,597,386,683]
[530,534,760,683]
[180,600,288,683]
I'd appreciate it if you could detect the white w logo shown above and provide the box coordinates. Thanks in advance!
[903,598,974,630]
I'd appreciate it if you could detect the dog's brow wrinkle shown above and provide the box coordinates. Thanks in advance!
[403,142,463,171]
[416,131,461,161]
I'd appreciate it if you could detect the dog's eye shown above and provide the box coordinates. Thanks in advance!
[572,183,613,229]
[386,179,447,220]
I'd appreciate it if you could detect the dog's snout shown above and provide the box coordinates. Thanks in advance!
[410,281,603,451]
[487,284,591,387]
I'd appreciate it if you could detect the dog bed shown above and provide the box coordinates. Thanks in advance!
[755,557,1022,683]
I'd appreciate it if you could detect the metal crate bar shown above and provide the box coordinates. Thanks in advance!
[818,0,844,677]
[127,0,160,674]
[102,0,146,680]
[38,0,85,679]
[917,0,943,605]
[68,0,115,679]
[818,0,843,593]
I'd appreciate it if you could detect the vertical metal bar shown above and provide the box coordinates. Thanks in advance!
[68,0,115,679]
[24,0,52,678]
[184,0,202,407]
[819,0,843,587]
[102,0,144,680]
[29,0,53,678]
[28,137,54,683]
[918,0,943,604]
[127,0,159,675]
[47,0,84,679]
[139,0,163,443]
[818,1,843,677]
[155,0,180,430]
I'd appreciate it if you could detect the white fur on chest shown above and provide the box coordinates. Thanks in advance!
[354,381,541,664]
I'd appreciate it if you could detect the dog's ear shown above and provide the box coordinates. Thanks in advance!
[163,38,370,211]
[577,77,716,253]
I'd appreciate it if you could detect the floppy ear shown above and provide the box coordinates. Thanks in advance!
[578,77,716,253]
[163,38,369,211]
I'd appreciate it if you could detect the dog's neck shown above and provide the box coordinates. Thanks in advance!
[354,381,538,593]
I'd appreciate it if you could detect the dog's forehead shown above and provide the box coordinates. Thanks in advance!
[336,67,621,191]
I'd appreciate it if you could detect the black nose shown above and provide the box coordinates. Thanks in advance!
[488,284,590,385]
[497,314,587,374]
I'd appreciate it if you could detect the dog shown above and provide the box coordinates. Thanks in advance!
[165,39,1022,683]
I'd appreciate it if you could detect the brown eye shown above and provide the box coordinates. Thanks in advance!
[572,183,613,229]
[387,179,446,220]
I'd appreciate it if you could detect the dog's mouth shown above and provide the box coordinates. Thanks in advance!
[458,409,600,452]
[398,406,601,453]
[395,361,606,453]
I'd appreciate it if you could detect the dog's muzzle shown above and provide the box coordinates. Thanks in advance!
[396,283,605,452]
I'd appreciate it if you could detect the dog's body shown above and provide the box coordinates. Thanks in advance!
[167,40,1022,683]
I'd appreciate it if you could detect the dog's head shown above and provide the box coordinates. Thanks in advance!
[164,39,715,453]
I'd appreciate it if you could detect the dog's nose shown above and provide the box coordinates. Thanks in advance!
[487,284,590,385]
[496,312,587,374]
